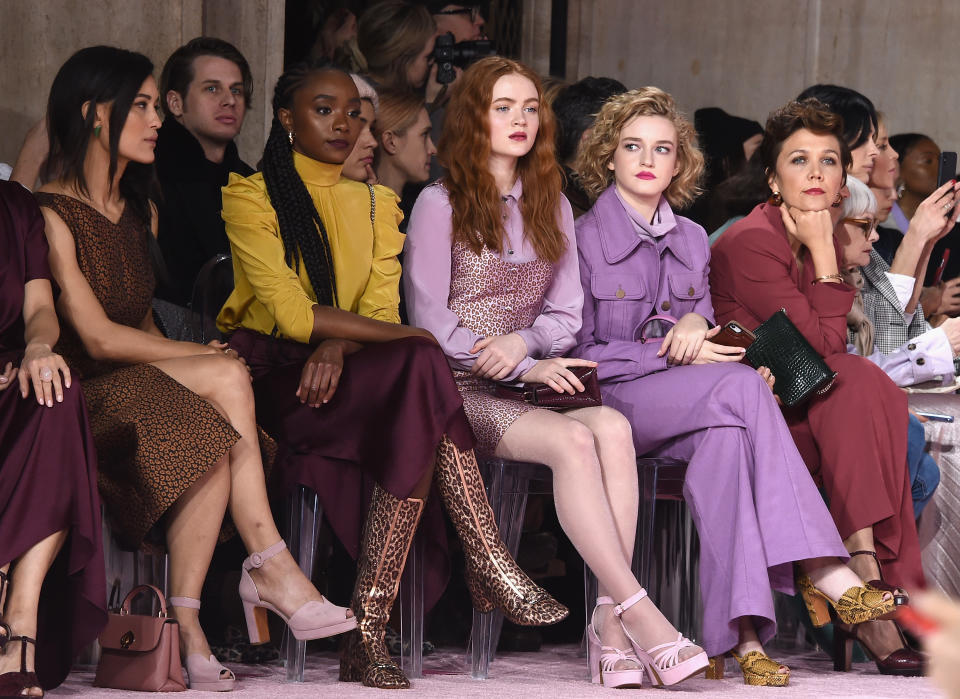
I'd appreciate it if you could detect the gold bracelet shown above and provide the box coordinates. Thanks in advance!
[811,273,843,285]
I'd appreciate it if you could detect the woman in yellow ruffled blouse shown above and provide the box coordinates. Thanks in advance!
[217,62,567,690]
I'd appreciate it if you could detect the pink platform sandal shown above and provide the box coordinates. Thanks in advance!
[168,597,236,692]
[613,588,709,687]
[239,540,357,644]
[587,596,645,688]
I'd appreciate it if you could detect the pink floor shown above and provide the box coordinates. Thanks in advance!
[50,644,942,698]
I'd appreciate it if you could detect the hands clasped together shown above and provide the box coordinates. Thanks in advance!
[657,312,776,396]
[468,332,597,396]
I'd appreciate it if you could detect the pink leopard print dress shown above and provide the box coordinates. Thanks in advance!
[448,240,554,454]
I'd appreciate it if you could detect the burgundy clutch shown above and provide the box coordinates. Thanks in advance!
[94,584,186,692]
[494,365,602,408]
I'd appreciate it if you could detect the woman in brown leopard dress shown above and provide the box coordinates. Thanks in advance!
[35,46,356,692]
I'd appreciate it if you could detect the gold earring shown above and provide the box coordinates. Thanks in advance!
[831,192,843,208]
[769,191,783,206]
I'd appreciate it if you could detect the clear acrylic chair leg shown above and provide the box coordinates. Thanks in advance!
[284,486,322,682]
[399,533,424,678]
[470,461,529,679]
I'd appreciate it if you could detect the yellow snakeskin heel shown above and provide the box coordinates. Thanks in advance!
[731,650,790,687]
[796,572,896,627]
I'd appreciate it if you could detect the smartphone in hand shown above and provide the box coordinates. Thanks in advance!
[938,151,958,189]
[712,321,755,349]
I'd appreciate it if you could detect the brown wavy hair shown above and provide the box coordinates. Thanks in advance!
[575,87,704,208]
[759,98,852,179]
[438,56,566,263]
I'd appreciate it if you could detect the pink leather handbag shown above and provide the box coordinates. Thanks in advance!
[637,314,678,343]
[94,584,186,692]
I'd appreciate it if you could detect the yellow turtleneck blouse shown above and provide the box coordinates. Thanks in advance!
[217,151,405,343]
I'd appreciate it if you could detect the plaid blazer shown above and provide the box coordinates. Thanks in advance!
[858,249,929,354]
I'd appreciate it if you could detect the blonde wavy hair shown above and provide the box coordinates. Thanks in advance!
[575,87,704,208]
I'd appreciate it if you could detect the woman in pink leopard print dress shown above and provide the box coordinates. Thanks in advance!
[404,56,710,689]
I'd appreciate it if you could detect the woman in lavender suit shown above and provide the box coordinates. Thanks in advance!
[572,88,894,685]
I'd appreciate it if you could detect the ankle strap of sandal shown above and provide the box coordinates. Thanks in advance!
[849,550,879,560]
[244,540,288,571]
[168,596,201,610]
[596,596,615,606]
[8,635,35,672]
[614,588,648,617]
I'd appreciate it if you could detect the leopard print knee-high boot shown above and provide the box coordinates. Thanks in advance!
[434,436,569,626]
[339,484,424,689]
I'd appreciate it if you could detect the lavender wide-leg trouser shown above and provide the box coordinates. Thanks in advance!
[602,362,848,656]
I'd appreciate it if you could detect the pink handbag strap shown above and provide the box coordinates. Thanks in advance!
[638,314,678,344]
[121,584,168,617]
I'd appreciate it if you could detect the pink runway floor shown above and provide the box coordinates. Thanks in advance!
[51,644,941,698]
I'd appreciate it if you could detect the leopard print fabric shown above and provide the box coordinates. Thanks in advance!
[340,484,424,689]
[447,241,555,454]
[34,193,241,549]
[433,436,568,626]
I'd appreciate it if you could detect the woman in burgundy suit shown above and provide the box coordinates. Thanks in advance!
[710,99,941,675]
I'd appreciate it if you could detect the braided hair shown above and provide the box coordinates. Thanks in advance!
[262,61,345,307]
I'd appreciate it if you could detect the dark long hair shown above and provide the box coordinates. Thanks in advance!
[43,45,157,226]
[261,61,348,306]
[796,84,878,151]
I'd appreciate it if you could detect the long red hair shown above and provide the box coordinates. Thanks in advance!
[438,56,565,263]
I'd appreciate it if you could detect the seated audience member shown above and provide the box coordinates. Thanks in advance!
[704,150,769,241]
[340,74,380,185]
[408,56,738,691]
[867,114,903,264]
[371,88,436,212]
[710,98,925,676]
[0,179,106,697]
[796,84,879,185]
[36,46,354,692]
[218,62,566,690]
[890,132,942,234]
[154,37,255,306]
[428,2,486,41]
[551,76,627,217]
[685,107,762,225]
[838,177,955,516]
[572,87,893,686]
[354,1,436,96]
[889,132,960,294]
[841,177,960,383]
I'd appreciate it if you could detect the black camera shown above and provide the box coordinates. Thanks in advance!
[431,32,496,84]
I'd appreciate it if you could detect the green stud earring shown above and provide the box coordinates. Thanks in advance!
[94,125,101,137]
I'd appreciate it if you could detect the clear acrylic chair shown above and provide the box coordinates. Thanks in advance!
[582,457,702,642]
[282,485,424,682]
[471,456,695,680]
[469,458,556,679]
[189,252,234,344]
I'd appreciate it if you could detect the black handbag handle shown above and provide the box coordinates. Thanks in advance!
[120,584,168,618]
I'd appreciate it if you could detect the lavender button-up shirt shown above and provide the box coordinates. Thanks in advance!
[573,185,713,382]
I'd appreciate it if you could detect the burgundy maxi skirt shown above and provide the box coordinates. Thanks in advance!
[0,355,106,690]
[229,330,475,610]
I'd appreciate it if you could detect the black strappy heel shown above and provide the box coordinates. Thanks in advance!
[0,634,43,697]
[849,550,909,606]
